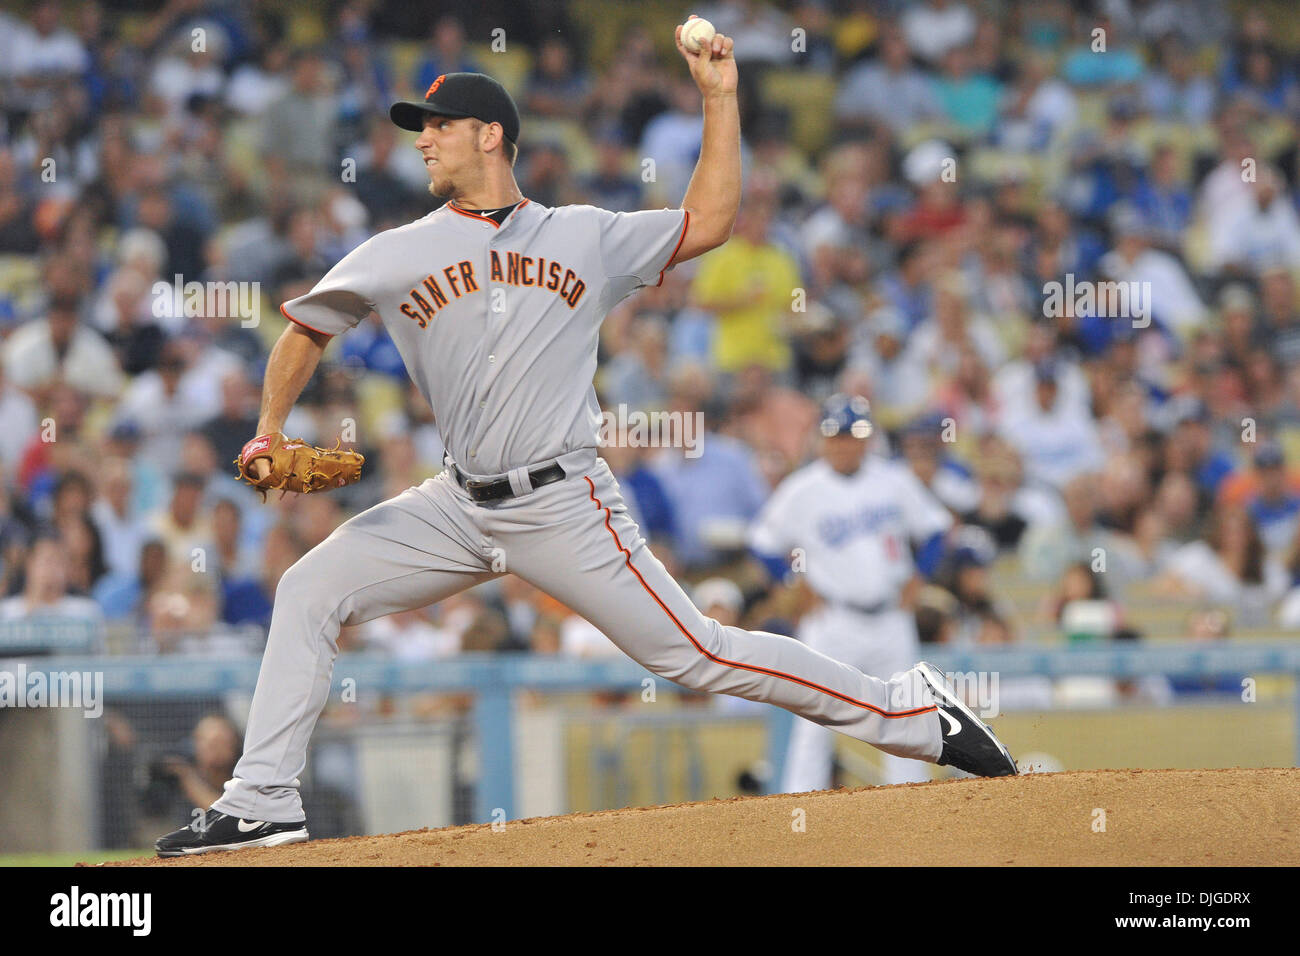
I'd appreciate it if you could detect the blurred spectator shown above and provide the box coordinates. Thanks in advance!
[694,576,744,626]
[1241,442,1300,558]
[130,184,209,280]
[691,194,798,374]
[909,271,1005,381]
[1141,36,1216,124]
[149,472,213,568]
[599,439,677,548]
[1019,473,1109,582]
[933,44,1002,139]
[1154,505,1288,627]
[0,148,41,254]
[901,0,976,65]
[0,533,104,637]
[148,29,225,121]
[640,77,707,204]
[350,118,428,226]
[1207,165,1300,276]
[875,239,934,332]
[58,509,107,596]
[95,536,167,624]
[115,340,213,469]
[726,365,820,485]
[1164,610,1241,693]
[1132,143,1194,251]
[361,608,460,660]
[412,16,478,94]
[600,315,670,410]
[1163,401,1235,503]
[518,140,579,209]
[3,290,124,400]
[998,359,1104,491]
[522,37,592,120]
[226,42,291,117]
[579,128,643,213]
[701,0,795,65]
[800,161,878,303]
[961,436,1030,549]
[789,304,852,404]
[849,307,929,425]
[200,369,261,468]
[1049,561,1124,641]
[9,1,90,104]
[155,713,241,814]
[936,527,1014,645]
[220,522,303,629]
[1220,22,1297,112]
[997,51,1076,152]
[340,312,407,381]
[261,49,339,174]
[651,374,767,572]
[898,415,979,515]
[145,561,224,653]
[834,25,942,132]
[211,497,258,581]
[896,140,967,240]
[1061,15,1144,87]
[1097,207,1206,335]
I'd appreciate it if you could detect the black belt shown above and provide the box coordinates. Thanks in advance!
[452,461,566,502]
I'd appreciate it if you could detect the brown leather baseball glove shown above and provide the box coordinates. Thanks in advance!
[234,433,364,498]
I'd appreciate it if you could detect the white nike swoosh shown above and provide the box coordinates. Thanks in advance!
[937,708,962,737]
[236,819,267,833]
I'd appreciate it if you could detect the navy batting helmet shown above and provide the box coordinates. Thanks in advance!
[819,394,873,439]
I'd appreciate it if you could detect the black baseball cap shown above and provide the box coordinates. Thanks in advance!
[390,72,520,144]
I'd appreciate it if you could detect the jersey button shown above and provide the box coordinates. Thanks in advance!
[479,401,486,408]
[488,354,496,362]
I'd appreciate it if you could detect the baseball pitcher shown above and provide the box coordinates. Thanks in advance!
[157,24,1015,857]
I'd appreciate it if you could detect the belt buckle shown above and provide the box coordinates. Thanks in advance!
[465,478,500,502]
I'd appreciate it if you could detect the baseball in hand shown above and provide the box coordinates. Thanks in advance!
[680,16,716,54]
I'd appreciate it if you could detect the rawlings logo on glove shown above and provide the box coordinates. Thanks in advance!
[234,433,365,499]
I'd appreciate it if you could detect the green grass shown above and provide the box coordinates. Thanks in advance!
[0,848,151,867]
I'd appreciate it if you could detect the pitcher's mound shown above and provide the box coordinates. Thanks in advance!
[108,768,1299,866]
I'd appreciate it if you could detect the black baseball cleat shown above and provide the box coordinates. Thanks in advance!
[155,810,309,857]
[917,662,1018,777]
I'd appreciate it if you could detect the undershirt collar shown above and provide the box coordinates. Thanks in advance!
[460,200,523,225]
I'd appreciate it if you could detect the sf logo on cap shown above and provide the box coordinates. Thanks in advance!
[426,75,445,99]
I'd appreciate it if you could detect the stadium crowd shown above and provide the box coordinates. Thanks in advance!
[2,0,1300,673]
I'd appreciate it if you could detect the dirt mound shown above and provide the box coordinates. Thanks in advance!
[107,768,1299,866]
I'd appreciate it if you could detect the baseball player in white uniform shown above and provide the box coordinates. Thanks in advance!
[157,27,1015,856]
[750,396,953,792]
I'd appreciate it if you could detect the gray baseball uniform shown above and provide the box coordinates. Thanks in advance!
[212,199,942,822]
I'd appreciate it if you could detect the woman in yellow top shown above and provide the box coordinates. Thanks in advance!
[690,197,800,373]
